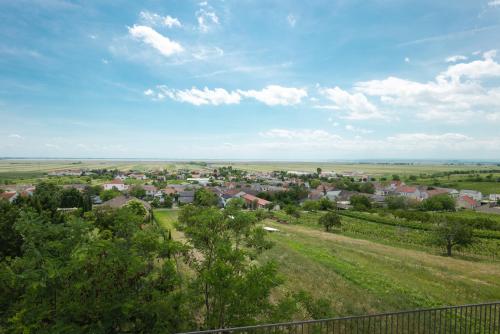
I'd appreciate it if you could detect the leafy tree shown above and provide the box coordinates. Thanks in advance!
[60,188,83,208]
[420,194,455,211]
[309,179,321,189]
[32,182,62,213]
[124,200,148,218]
[177,205,278,329]
[194,188,219,207]
[433,217,473,256]
[318,211,341,232]
[302,200,320,212]
[385,196,408,210]
[392,174,400,181]
[359,182,375,194]
[318,197,334,211]
[1,207,190,333]
[0,200,23,258]
[129,185,146,198]
[100,188,121,202]
[350,195,372,211]
[316,167,322,175]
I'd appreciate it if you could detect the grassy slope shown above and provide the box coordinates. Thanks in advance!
[260,221,500,316]
[154,209,500,317]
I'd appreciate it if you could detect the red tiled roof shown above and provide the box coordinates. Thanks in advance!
[397,186,417,193]
[108,179,125,184]
[460,195,477,206]
[242,193,271,206]
[427,189,448,197]
[0,192,17,200]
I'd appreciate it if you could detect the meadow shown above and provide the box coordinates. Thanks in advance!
[153,209,500,317]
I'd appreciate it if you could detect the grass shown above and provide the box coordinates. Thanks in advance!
[154,208,500,318]
[260,221,500,316]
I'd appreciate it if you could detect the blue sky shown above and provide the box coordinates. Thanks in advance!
[2,0,500,160]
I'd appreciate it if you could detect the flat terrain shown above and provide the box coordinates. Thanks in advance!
[154,209,500,317]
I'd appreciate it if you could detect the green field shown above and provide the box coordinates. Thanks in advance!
[154,209,500,317]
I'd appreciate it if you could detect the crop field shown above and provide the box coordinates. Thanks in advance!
[153,209,500,317]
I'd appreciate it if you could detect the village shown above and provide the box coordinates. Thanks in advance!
[2,165,500,214]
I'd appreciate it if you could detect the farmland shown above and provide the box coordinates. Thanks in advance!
[154,208,500,317]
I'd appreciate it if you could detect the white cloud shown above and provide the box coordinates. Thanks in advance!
[404,57,410,63]
[445,55,468,63]
[354,50,500,123]
[345,124,373,134]
[318,86,385,120]
[147,85,307,106]
[192,46,224,60]
[488,0,500,7]
[128,25,183,57]
[139,11,181,28]
[163,15,182,28]
[45,143,61,149]
[287,14,297,27]
[8,134,24,139]
[197,7,219,32]
[156,86,241,106]
[259,129,341,141]
[238,85,307,106]
[101,58,109,64]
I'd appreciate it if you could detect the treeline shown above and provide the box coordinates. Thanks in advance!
[0,186,330,332]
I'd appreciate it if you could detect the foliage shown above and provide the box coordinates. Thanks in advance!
[385,196,408,210]
[284,204,301,218]
[350,195,372,211]
[0,200,23,258]
[318,211,342,231]
[99,188,121,202]
[318,197,335,211]
[177,205,279,329]
[433,216,474,256]
[194,188,219,207]
[359,182,375,194]
[129,185,146,198]
[420,194,455,211]
[302,200,320,212]
[124,199,148,218]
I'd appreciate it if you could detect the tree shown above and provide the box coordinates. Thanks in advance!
[302,200,320,212]
[100,188,121,201]
[60,188,83,208]
[350,195,372,211]
[194,188,219,207]
[124,200,148,218]
[318,211,341,232]
[359,182,375,194]
[309,179,321,189]
[420,194,455,211]
[129,185,146,198]
[392,174,400,181]
[433,217,473,256]
[0,200,23,258]
[385,196,408,210]
[177,205,278,329]
[316,167,322,176]
[318,197,334,211]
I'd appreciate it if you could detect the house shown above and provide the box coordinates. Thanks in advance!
[128,173,147,180]
[396,186,425,201]
[103,179,128,191]
[0,191,18,203]
[162,187,178,196]
[457,195,479,210]
[489,194,500,202]
[178,190,195,204]
[325,190,342,201]
[99,195,151,211]
[187,177,210,186]
[142,185,158,197]
[241,193,271,209]
[459,190,482,202]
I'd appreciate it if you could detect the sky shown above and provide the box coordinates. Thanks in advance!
[1,0,500,161]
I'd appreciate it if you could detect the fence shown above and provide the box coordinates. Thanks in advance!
[179,301,500,334]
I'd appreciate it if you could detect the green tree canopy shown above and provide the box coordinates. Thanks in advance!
[318,211,342,232]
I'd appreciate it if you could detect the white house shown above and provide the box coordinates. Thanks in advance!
[489,194,500,201]
[103,179,128,191]
[0,191,18,203]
